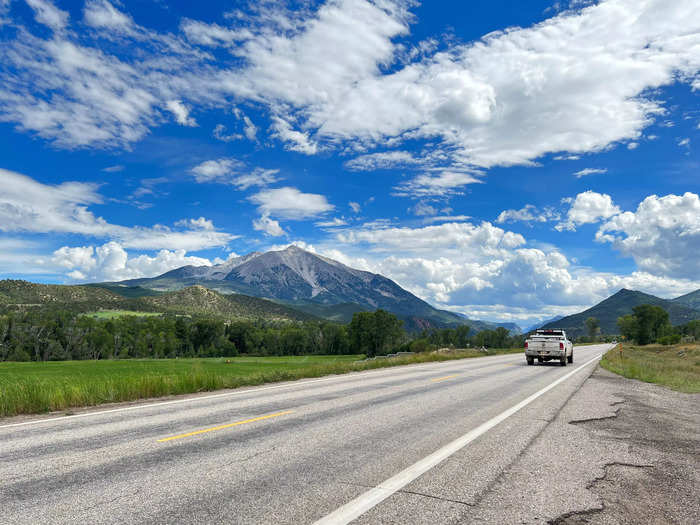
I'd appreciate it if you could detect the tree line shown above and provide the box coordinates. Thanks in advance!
[409,325,526,352]
[0,307,532,362]
[617,304,699,345]
[0,309,353,362]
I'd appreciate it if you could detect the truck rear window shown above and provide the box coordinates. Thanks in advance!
[536,330,564,336]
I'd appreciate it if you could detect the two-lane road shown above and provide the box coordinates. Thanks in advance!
[0,344,612,524]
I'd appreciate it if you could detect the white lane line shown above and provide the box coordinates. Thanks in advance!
[0,351,527,430]
[313,352,604,525]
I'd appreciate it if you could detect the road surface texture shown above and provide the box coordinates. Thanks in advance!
[2,343,693,524]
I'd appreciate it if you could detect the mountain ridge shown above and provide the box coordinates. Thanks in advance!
[671,289,700,311]
[541,288,700,337]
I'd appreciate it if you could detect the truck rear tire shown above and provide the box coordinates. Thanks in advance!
[568,352,573,364]
[527,357,534,365]
[560,356,567,366]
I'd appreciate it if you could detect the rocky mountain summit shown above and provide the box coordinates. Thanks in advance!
[118,246,469,329]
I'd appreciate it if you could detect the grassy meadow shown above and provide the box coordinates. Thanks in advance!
[600,343,700,393]
[0,348,522,418]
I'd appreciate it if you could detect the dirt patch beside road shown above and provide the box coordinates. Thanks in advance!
[551,368,699,525]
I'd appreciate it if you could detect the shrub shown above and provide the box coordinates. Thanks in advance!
[409,338,435,353]
[658,334,681,346]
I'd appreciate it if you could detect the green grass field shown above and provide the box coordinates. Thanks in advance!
[85,310,163,319]
[600,343,700,393]
[0,348,522,418]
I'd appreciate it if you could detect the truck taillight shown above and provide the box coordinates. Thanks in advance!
[559,342,564,350]
[524,342,528,349]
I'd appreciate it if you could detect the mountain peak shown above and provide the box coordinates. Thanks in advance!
[283,244,305,252]
[117,245,468,330]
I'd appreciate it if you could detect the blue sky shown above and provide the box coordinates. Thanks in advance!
[0,0,698,326]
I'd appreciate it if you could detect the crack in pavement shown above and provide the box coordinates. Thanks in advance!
[336,481,476,507]
[584,462,655,490]
[78,489,141,516]
[548,462,655,524]
[568,408,621,425]
[214,446,278,472]
[396,488,475,507]
[568,399,625,426]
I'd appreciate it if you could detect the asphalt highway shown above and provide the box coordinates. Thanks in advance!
[0,344,612,524]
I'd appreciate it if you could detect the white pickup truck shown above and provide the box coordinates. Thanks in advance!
[525,329,573,366]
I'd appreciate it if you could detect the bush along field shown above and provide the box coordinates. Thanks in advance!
[600,342,700,393]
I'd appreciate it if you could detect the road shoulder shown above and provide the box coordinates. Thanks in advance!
[467,366,700,524]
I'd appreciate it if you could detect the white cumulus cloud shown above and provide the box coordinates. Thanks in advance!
[26,0,68,31]
[0,168,236,250]
[270,116,318,155]
[596,192,700,279]
[574,168,608,178]
[250,187,334,220]
[253,215,286,237]
[556,191,621,231]
[497,204,560,224]
[84,0,134,31]
[52,241,213,282]
[189,159,279,189]
[166,100,197,127]
[393,171,483,198]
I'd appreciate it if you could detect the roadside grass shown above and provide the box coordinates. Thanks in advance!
[0,348,522,418]
[600,343,700,393]
[85,310,163,319]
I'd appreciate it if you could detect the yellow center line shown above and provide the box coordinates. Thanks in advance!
[431,375,457,382]
[157,410,294,443]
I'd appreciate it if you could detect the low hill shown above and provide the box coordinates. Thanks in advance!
[542,289,700,337]
[0,280,127,310]
[141,286,314,321]
[672,289,700,311]
[0,280,313,322]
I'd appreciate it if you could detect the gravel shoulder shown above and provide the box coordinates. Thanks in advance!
[466,366,700,524]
